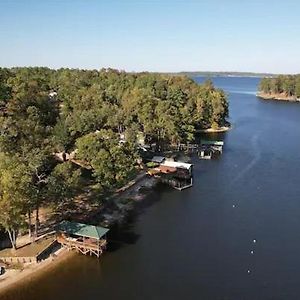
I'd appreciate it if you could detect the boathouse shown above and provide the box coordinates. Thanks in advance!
[147,160,193,190]
[199,140,224,159]
[161,160,193,176]
[56,221,109,258]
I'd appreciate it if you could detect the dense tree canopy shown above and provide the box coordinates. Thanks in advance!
[0,67,229,247]
[259,75,300,98]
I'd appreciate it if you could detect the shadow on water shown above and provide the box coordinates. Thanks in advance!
[106,183,167,252]
[107,221,141,252]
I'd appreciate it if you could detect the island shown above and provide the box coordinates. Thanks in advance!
[257,75,300,102]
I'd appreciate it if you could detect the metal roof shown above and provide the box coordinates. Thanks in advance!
[161,160,193,170]
[151,156,165,163]
[57,221,109,240]
[201,140,224,146]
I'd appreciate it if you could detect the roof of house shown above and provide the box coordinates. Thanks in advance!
[148,168,161,176]
[161,160,192,170]
[157,165,177,174]
[201,140,224,146]
[151,156,165,163]
[57,221,109,240]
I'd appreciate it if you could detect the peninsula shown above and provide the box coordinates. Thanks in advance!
[0,67,229,293]
[258,75,300,102]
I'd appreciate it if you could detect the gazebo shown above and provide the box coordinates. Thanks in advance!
[56,221,109,258]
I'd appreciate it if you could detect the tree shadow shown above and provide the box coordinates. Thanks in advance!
[106,184,167,252]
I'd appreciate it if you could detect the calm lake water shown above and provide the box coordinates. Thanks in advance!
[2,76,300,300]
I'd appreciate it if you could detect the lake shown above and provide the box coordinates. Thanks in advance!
[2,76,300,300]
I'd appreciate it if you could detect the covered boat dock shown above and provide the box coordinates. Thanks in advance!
[199,140,224,159]
[56,221,109,258]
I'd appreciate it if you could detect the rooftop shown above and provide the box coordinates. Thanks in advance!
[201,140,224,146]
[161,160,193,170]
[57,221,109,240]
[151,156,165,163]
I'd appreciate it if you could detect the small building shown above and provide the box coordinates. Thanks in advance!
[157,160,193,190]
[151,156,165,164]
[49,91,57,98]
[199,140,224,159]
[161,160,193,176]
[56,221,109,258]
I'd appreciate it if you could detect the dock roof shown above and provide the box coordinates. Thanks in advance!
[201,140,224,146]
[57,221,109,240]
[161,160,192,170]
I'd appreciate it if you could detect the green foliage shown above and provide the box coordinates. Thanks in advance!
[76,130,136,190]
[259,75,300,98]
[0,67,229,239]
[0,154,31,248]
[146,161,158,168]
[47,161,82,205]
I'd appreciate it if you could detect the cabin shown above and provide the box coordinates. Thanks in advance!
[56,221,109,258]
[199,140,224,159]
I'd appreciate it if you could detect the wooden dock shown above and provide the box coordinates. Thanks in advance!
[161,177,193,191]
[199,140,224,159]
[57,235,107,258]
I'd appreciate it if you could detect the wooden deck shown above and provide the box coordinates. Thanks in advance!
[57,235,107,258]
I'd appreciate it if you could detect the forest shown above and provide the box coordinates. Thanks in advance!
[0,67,229,248]
[259,75,300,99]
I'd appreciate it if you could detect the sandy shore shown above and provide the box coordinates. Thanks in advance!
[197,125,231,133]
[257,92,300,102]
[0,248,74,296]
[0,172,156,296]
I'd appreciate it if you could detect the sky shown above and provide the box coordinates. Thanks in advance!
[0,0,300,74]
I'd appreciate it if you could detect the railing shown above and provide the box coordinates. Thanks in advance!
[57,236,107,251]
[0,256,37,264]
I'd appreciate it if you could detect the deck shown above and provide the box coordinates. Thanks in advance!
[57,235,107,258]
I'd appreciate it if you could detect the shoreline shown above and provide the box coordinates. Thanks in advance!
[0,142,211,295]
[196,125,231,133]
[0,248,74,297]
[257,92,300,102]
[0,173,157,296]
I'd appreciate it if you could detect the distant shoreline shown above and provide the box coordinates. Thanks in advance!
[257,92,300,102]
[167,72,276,78]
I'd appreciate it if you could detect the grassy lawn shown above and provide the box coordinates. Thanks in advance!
[0,236,55,258]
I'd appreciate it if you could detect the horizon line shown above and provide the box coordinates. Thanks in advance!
[0,65,298,76]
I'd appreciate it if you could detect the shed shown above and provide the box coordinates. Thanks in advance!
[151,156,165,164]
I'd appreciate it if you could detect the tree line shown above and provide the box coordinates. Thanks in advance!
[0,67,229,248]
[259,75,300,98]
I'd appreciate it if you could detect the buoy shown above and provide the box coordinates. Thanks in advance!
[247,270,251,274]
[253,239,257,243]
[250,250,254,254]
